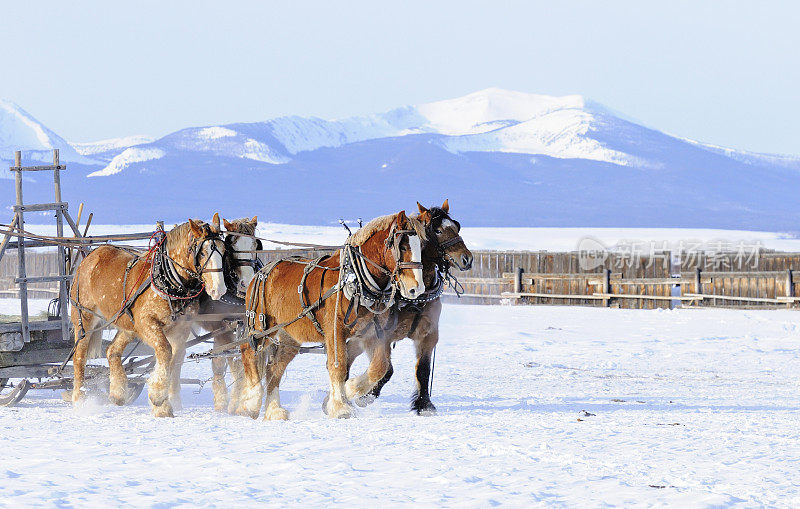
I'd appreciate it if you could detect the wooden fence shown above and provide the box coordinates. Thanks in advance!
[4,248,800,309]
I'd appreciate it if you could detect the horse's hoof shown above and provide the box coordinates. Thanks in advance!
[355,394,376,407]
[412,399,437,416]
[152,403,174,418]
[321,394,330,415]
[264,403,290,421]
[71,390,86,405]
[326,399,353,419]
[108,392,126,406]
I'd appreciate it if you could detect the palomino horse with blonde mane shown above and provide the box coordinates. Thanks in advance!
[345,200,473,414]
[192,216,260,413]
[238,210,426,419]
[70,215,227,417]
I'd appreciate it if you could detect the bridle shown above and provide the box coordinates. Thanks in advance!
[384,224,424,273]
[427,212,465,271]
[187,231,225,278]
[223,234,263,297]
[150,227,225,304]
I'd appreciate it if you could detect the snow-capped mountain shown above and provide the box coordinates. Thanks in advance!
[0,100,95,172]
[2,89,800,230]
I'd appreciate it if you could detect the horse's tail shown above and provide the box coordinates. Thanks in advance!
[86,330,104,360]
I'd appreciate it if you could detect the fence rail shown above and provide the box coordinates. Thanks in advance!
[3,248,800,309]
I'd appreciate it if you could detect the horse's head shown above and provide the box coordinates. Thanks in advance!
[384,210,426,299]
[222,216,261,297]
[187,213,226,300]
[417,199,473,271]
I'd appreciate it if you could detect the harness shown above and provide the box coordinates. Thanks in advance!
[72,227,224,337]
[229,226,424,355]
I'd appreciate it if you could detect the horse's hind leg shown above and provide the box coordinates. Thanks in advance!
[71,323,101,405]
[107,330,135,405]
[237,344,264,419]
[262,339,298,421]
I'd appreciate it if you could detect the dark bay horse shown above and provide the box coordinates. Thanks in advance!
[345,200,473,414]
[238,211,427,419]
[70,216,227,417]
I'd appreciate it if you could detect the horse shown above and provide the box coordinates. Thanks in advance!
[69,215,227,417]
[194,216,260,413]
[344,200,473,414]
[237,210,427,420]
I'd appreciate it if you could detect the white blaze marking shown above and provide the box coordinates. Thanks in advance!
[401,235,425,299]
[205,245,225,300]
[233,236,256,290]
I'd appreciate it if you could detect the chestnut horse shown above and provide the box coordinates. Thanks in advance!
[238,211,426,419]
[345,200,473,414]
[70,215,226,417]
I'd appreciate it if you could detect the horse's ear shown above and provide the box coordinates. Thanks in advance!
[397,210,407,225]
[417,201,429,215]
[441,199,449,213]
[211,212,221,232]
[188,219,203,237]
[250,216,258,226]
[223,218,233,231]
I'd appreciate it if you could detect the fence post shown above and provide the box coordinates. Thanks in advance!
[787,269,794,308]
[695,268,702,305]
[603,268,611,307]
[513,266,523,294]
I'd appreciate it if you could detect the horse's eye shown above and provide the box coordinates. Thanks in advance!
[435,228,442,235]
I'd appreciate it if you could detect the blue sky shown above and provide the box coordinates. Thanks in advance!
[2,1,798,154]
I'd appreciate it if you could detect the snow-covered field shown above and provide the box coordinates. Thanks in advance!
[3,304,800,506]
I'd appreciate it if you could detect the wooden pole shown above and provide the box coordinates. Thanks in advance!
[786,269,794,309]
[603,268,611,307]
[14,151,30,344]
[695,268,702,306]
[52,149,70,341]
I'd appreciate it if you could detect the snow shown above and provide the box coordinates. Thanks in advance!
[87,147,166,177]
[71,135,156,156]
[415,87,587,136]
[0,99,91,166]
[3,303,800,506]
[195,126,238,141]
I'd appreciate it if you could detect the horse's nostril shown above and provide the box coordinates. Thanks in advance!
[409,288,416,295]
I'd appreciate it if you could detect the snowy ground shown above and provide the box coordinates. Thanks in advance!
[3,304,800,506]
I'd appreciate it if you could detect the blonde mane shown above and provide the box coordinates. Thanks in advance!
[225,218,257,235]
[347,213,427,247]
[165,221,192,256]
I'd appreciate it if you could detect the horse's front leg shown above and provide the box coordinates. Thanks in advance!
[345,340,390,403]
[211,328,233,412]
[166,326,190,412]
[411,328,438,415]
[138,321,175,417]
[325,323,352,419]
